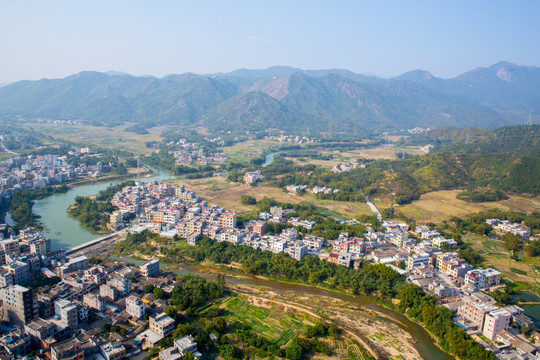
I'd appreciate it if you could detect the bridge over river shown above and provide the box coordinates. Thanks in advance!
[65,230,126,255]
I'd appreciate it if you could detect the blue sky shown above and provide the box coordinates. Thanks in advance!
[1,0,539,83]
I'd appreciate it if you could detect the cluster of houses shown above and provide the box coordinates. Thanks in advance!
[32,118,83,126]
[0,222,205,360]
[0,152,115,203]
[0,243,203,360]
[168,149,228,166]
[331,161,365,173]
[203,137,226,147]
[487,219,531,240]
[107,182,539,358]
[406,127,431,134]
[0,176,537,359]
[285,185,338,195]
[266,135,314,144]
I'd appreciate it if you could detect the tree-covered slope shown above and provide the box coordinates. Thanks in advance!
[0,61,538,133]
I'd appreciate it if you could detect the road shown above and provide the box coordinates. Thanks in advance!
[0,140,18,155]
[366,199,383,221]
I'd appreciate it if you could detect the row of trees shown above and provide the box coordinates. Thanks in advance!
[7,185,69,231]
[175,238,494,360]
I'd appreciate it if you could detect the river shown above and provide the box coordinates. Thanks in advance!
[33,152,280,250]
[262,151,279,167]
[112,256,453,360]
[32,165,175,250]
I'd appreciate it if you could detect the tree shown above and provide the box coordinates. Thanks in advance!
[502,233,522,258]
[159,337,173,348]
[153,287,166,299]
[285,340,303,360]
[525,240,540,257]
[220,344,241,360]
[240,195,257,205]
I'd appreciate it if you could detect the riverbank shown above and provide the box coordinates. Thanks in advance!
[228,284,417,360]
[110,246,454,360]
[106,251,429,360]
[31,163,174,250]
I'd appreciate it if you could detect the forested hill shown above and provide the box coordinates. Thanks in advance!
[403,125,540,153]
[0,61,538,134]
[269,150,539,205]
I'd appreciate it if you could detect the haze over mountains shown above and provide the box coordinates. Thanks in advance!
[0,61,538,134]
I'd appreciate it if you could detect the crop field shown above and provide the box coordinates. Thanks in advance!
[20,123,168,155]
[209,295,315,346]
[462,234,539,289]
[377,190,540,223]
[172,176,373,218]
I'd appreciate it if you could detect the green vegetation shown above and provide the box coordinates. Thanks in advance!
[115,234,492,359]
[148,274,342,360]
[209,296,340,359]
[8,185,69,230]
[262,151,539,206]
[240,195,257,205]
[456,189,508,203]
[1,67,534,134]
[489,287,515,306]
[68,181,134,233]
[142,151,216,178]
[525,240,540,257]
[404,125,540,153]
[502,233,522,259]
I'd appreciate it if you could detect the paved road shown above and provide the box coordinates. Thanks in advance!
[366,200,382,221]
[0,140,18,155]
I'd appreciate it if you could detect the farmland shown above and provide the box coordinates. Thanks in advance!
[462,234,540,294]
[172,176,373,219]
[18,122,168,155]
[375,190,540,224]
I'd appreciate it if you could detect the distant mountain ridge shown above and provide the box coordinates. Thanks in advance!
[0,61,538,134]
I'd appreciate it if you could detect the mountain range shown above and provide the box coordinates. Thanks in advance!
[0,61,538,134]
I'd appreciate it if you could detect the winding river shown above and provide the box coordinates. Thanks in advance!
[33,165,175,250]
[28,157,458,359]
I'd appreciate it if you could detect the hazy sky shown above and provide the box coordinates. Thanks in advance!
[1,1,539,83]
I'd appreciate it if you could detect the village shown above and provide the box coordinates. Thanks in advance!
[108,181,538,359]
[0,149,125,203]
[0,179,535,360]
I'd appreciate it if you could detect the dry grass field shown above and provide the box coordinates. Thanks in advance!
[286,145,426,169]
[21,123,168,155]
[375,190,540,223]
[172,176,372,218]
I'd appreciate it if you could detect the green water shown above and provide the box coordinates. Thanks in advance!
[513,293,540,328]
[32,165,174,250]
